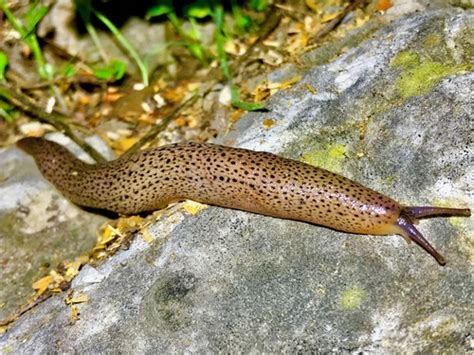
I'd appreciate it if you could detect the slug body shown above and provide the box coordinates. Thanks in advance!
[17,137,470,265]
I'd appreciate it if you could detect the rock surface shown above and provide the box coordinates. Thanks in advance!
[1,6,473,353]
[0,134,113,321]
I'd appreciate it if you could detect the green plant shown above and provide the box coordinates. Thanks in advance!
[146,0,209,63]
[0,99,17,123]
[0,51,8,82]
[147,1,265,110]
[0,1,53,80]
[75,0,148,85]
[214,4,264,110]
[93,59,127,81]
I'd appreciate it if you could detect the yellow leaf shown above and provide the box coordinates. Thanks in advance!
[50,270,65,284]
[99,224,122,245]
[64,260,82,281]
[305,0,318,12]
[116,137,139,152]
[321,11,341,23]
[70,305,80,321]
[32,275,53,295]
[118,216,143,230]
[141,227,154,243]
[182,200,208,216]
[66,292,89,305]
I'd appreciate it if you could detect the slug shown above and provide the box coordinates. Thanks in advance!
[17,137,470,265]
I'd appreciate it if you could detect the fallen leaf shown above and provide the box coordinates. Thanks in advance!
[321,11,342,23]
[70,305,80,321]
[377,0,392,12]
[32,275,53,296]
[65,292,89,305]
[305,0,318,12]
[141,227,154,243]
[182,200,208,216]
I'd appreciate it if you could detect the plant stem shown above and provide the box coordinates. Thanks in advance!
[93,10,149,86]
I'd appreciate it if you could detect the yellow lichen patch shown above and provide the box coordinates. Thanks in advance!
[182,200,208,216]
[424,33,443,49]
[262,118,276,129]
[390,51,469,98]
[252,76,302,102]
[340,286,367,310]
[300,143,347,173]
[304,83,318,95]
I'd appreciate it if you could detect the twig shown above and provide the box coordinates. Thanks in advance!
[308,0,369,45]
[0,83,106,163]
[0,292,53,328]
[229,7,282,75]
[123,90,202,155]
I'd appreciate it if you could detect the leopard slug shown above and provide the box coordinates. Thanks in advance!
[17,137,471,265]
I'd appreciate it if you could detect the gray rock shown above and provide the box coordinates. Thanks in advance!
[0,135,112,321]
[1,7,473,354]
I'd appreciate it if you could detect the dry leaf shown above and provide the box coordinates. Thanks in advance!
[377,0,392,12]
[32,275,54,296]
[141,227,154,243]
[66,292,89,305]
[70,305,80,321]
[182,200,208,216]
[321,11,342,23]
[305,0,319,12]
[115,137,139,152]
[261,49,283,66]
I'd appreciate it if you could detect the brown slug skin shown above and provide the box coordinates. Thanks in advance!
[17,137,471,265]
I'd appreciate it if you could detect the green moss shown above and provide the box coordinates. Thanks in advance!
[300,143,347,173]
[390,51,468,98]
[340,286,367,310]
[391,51,421,68]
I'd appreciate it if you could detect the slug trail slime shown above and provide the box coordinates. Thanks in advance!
[18,137,471,265]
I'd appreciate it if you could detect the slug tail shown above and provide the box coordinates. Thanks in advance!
[396,215,446,266]
[403,206,471,220]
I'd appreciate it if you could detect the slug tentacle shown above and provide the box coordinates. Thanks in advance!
[394,206,471,265]
[403,206,471,220]
[396,214,446,265]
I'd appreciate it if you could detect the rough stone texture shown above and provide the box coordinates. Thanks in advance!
[0,134,113,321]
[1,7,473,353]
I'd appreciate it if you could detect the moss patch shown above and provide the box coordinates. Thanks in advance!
[390,51,468,98]
[339,286,367,310]
[300,143,347,173]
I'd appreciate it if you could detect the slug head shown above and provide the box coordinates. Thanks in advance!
[395,206,471,265]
